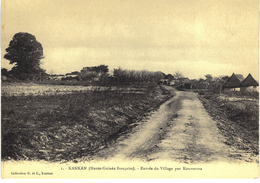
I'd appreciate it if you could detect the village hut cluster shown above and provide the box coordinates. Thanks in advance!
[48,66,104,82]
[159,73,258,93]
[222,73,259,92]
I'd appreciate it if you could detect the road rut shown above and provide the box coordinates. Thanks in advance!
[91,88,242,163]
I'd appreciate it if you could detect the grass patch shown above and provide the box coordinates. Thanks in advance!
[222,90,259,100]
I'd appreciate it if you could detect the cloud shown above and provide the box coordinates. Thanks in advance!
[2,0,258,79]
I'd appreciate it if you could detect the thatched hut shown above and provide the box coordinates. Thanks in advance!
[240,73,259,92]
[222,73,241,91]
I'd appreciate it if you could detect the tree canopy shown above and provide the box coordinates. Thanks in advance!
[85,65,109,74]
[4,32,45,80]
[204,74,213,81]
[1,68,8,76]
[173,71,184,79]
[166,74,174,80]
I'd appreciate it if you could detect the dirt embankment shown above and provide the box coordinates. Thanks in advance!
[198,93,259,163]
[1,85,173,162]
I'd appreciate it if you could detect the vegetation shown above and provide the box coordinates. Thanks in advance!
[173,71,183,79]
[113,68,164,85]
[83,65,109,74]
[199,92,259,160]
[1,68,8,77]
[4,32,46,80]
[79,65,109,81]
[1,85,172,162]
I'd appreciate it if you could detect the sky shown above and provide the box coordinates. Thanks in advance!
[1,0,259,79]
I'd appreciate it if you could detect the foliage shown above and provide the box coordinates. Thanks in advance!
[221,76,229,82]
[199,93,259,159]
[83,65,109,74]
[80,71,98,81]
[1,85,171,161]
[1,68,8,76]
[79,65,109,81]
[173,71,183,79]
[208,75,231,93]
[113,67,164,85]
[4,32,45,80]
[204,74,213,81]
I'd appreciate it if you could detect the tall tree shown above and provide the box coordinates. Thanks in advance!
[85,65,109,74]
[96,65,109,74]
[173,71,183,79]
[1,68,8,76]
[204,74,213,82]
[4,32,45,80]
[221,76,229,82]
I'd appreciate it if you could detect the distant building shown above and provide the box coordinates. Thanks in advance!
[159,79,169,85]
[80,67,103,81]
[81,67,94,74]
[61,74,81,81]
[169,78,191,88]
[66,71,80,75]
[169,79,176,85]
[178,78,190,84]
[172,78,190,86]
[240,73,259,92]
[222,73,241,91]
[49,75,65,81]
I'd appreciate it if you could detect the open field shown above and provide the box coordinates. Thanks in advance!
[1,82,150,96]
[1,84,172,162]
[79,88,259,164]
[1,82,92,96]
[198,92,259,162]
[2,82,258,164]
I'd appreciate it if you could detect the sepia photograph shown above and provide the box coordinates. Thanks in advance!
[1,0,259,179]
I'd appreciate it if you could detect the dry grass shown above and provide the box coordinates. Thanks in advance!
[198,92,259,162]
[1,85,172,162]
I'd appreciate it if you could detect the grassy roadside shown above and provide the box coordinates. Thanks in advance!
[1,85,173,162]
[198,92,259,162]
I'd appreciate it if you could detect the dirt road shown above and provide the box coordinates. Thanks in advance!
[91,87,249,163]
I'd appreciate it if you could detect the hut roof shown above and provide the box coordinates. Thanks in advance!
[240,74,259,87]
[223,73,241,88]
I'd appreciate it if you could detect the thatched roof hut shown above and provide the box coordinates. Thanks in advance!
[222,73,241,88]
[240,73,258,87]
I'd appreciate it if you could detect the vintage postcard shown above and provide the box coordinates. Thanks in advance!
[1,0,259,179]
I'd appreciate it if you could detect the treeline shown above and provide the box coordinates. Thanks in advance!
[112,68,164,85]
[2,64,166,86]
[1,67,48,81]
